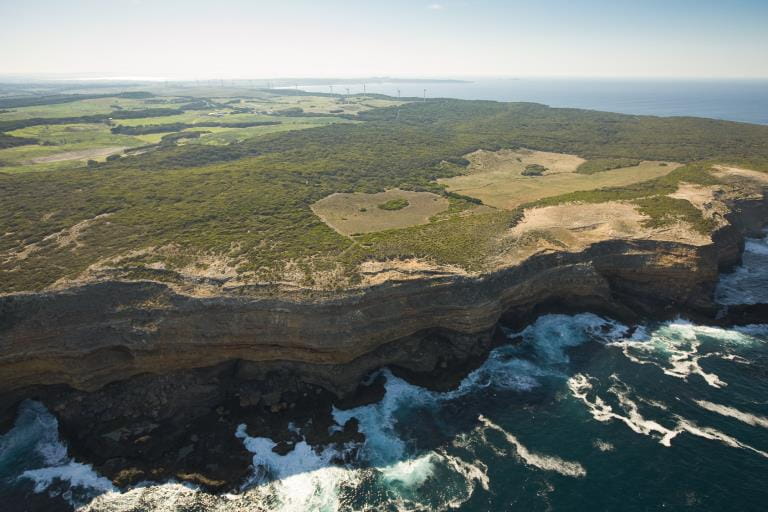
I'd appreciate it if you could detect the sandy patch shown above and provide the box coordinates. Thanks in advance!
[713,165,768,184]
[357,258,467,285]
[29,146,127,164]
[505,201,710,257]
[509,202,646,246]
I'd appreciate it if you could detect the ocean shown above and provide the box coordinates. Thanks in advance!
[1,232,767,511]
[290,78,768,125]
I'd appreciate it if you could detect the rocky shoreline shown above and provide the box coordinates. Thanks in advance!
[0,181,766,498]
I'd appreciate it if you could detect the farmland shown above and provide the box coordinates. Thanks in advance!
[0,88,378,174]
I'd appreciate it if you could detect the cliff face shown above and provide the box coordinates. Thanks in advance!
[0,178,765,490]
[0,239,733,397]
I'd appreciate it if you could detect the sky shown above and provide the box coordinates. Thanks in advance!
[1,0,767,79]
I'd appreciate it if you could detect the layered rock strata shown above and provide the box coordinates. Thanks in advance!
[0,175,765,491]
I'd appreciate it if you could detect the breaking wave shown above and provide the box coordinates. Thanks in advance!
[716,231,768,305]
[607,320,766,388]
[0,401,113,508]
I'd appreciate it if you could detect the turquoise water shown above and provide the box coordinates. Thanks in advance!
[1,235,767,511]
[292,78,768,125]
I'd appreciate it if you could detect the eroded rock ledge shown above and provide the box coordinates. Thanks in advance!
[0,178,766,492]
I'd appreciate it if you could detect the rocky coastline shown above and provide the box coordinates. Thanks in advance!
[0,182,766,497]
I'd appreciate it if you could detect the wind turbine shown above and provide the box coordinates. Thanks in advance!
[423,89,427,101]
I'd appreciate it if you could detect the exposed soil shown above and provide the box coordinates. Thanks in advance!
[311,188,449,235]
[28,146,127,164]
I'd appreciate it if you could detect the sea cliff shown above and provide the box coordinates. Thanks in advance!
[0,174,765,490]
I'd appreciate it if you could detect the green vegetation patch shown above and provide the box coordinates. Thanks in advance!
[378,198,410,210]
[577,158,642,174]
[110,120,281,135]
[0,133,37,149]
[521,164,547,176]
[0,91,153,110]
[345,210,515,271]
[633,196,716,235]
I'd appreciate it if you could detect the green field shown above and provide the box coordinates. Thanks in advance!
[1,85,768,293]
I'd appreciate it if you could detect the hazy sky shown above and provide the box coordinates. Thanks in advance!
[1,0,767,79]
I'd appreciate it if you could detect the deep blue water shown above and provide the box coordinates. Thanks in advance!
[292,78,768,125]
[0,234,766,511]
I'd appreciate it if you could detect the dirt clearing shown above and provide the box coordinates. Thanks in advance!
[312,189,449,235]
[439,149,679,210]
[28,146,126,164]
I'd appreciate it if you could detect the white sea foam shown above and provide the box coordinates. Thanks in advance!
[517,313,628,364]
[235,424,357,512]
[0,400,63,473]
[333,370,434,465]
[379,453,436,486]
[53,313,623,510]
[608,320,735,388]
[568,374,680,446]
[22,461,115,494]
[695,400,768,429]
[745,238,768,256]
[0,401,115,506]
[478,415,586,477]
[716,232,768,305]
[676,418,768,459]
[592,439,615,452]
[441,451,490,492]
[569,374,768,459]
[230,404,489,512]
[617,320,768,388]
